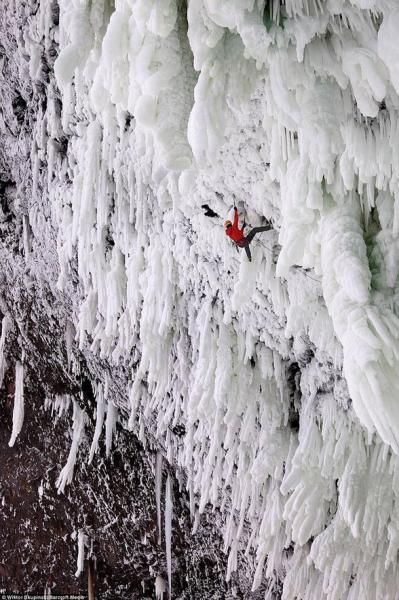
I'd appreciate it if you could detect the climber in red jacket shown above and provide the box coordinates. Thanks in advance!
[224,207,271,262]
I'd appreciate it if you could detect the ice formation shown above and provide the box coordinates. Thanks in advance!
[56,401,86,494]
[105,399,118,458]
[11,0,399,596]
[155,575,167,600]
[165,474,173,599]
[88,382,106,464]
[8,360,24,448]
[74,529,87,577]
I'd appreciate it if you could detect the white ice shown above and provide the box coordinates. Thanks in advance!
[8,360,24,448]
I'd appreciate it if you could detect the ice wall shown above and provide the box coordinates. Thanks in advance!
[42,0,399,597]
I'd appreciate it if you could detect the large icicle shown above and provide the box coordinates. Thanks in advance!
[56,401,86,493]
[155,575,167,600]
[8,360,24,448]
[88,382,105,464]
[321,198,399,452]
[74,530,87,577]
[105,400,117,458]
[165,475,173,599]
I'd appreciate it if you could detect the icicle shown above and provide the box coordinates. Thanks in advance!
[8,361,24,448]
[75,529,87,577]
[156,452,163,544]
[0,315,11,390]
[105,400,117,457]
[226,539,238,582]
[88,383,105,464]
[188,478,195,520]
[155,575,167,600]
[192,510,200,535]
[50,394,71,419]
[165,475,173,599]
[56,401,86,493]
[65,320,75,371]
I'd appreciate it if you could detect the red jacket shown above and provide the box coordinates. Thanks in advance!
[225,208,245,243]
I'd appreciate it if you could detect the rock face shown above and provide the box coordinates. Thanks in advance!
[0,367,256,598]
[3,1,399,599]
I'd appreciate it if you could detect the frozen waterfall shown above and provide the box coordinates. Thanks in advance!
[6,0,399,597]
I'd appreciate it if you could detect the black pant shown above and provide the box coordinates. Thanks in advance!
[237,226,270,261]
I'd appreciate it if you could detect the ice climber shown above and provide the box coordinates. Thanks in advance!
[224,207,271,262]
